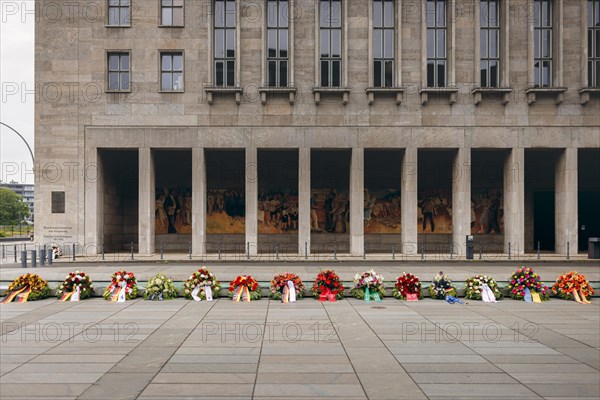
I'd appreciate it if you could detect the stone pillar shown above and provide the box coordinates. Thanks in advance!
[84,147,102,252]
[555,148,578,255]
[401,148,418,255]
[245,147,258,256]
[504,148,525,255]
[138,148,155,255]
[452,148,471,257]
[298,148,311,256]
[192,148,206,256]
[349,147,364,256]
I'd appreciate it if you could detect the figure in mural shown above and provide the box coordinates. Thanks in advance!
[311,192,322,232]
[325,189,336,232]
[163,188,179,233]
[486,191,501,234]
[364,191,375,228]
[206,189,245,234]
[183,191,192,226]
[207,192,215,215]
[420,196,437,232]
[155,193,167,230]
[471,189,504,235]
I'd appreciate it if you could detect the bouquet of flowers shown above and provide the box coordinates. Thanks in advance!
[393,272,422,300]
[269,272,305,300]
[183,267,221,300]
[351,269,386,300]
[552,271,594,302]
[229,275,262,301]
[428,271,456,299]
[144,273,178,300]
[103,270,138,301]
[464,275,502,301]
[312,269,345,301]
[56,271,94,301]
[1,273,50,303]
[508,267,549,301]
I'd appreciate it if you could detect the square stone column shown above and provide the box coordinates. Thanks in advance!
[350,147,364,256]
[245,148,258,256]
[84,147,102,252]
[138,148,155,255]
[452,148,471,256]
[192,148,206,256]
[298,148,311,256]
[504,148,525,255]
[401,148,418,254]
[555,148,578,255]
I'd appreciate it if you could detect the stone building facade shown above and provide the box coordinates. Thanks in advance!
[35,0,600,257]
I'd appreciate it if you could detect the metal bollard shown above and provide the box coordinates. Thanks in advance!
[304,242,308,260]
[218,243,221,260]
[508,242,511,260]
[247,242,250,260]
[160,242,164,260]
[47,248,53,265]
[39,247,45,266]
[131,242,134,260]
[392,243,395,260]
[276,242,279,260]
[363,244,366,260]
[421,243,425,260]
[1,244,4,260]
[479,238,483,260]
[333,242,337,260]
[567,242,570,260]
[72,243,76,262]
[101,242,105,261]
[189,241,192,259]
[21,251,27,268]
[537,241,541,260]
[14,244,18,263]
[30,250,37,268]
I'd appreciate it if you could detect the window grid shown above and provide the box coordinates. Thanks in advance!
[320,0,342,87]
[480,0,500,87]
[588,0,600,87]
[373,0,394,87]
[161,52,184,91]
[214,0,236,87]
[426,0,447,87]
[161,0,184,26]
[533,0,552,87]
[108,0,130,26]
[267,0,289,87]
[107,52,130,91]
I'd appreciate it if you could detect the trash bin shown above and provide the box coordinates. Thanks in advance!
[589,238,600,259]
[466,235,474,260]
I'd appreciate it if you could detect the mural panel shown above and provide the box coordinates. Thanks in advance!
[417,189,452,234]
[471,189,504,234]
[258,190,299,234]
[310,189,349,234]
[364,189,401,234]
[206,189,245,234]
[155,187,192,234]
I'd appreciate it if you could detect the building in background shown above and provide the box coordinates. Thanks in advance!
[0,181,34,222]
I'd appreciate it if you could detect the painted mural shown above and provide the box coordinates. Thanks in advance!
[310,189,349,234]
[206,189,245,234]
[155,188,192,234]
[258,190,299,234]
[471,189,504,234]
[417,189,453,234]
[364,189,401,234]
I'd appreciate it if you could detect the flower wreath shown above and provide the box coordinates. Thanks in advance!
[144,273,178,300]
[393,272,422,300]
[508,267,549,301]
[552,271,595,301]
[269,272,305,300]
[183,267,221,300]
[464,275,502,301]
[229,275,262,301]
[1,273,50,303]
[312,269,345,300]
[351,269,386,300]
[103,270,138,301]
[428,271,456,299]
[56,271,94,301]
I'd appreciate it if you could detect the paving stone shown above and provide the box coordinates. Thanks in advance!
[256,372,359,384]
[140,383,254,397]
[152,372,256,384]
[418,383,541,398]
[78,372,156,400]
[253,383,364,397]
[410,372,519,384]
[356,373,427,399]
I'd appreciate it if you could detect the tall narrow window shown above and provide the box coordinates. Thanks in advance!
[214,0,236,87]
[589,0,600,87]
[161,0,184,26]
[533,0,552,87]
[107,52,130,91]
[108,0,130,26]
[373,0,394,87]
[320,0,342,87]
[426,0,447,87]
[267,0,289,87]
[480,0,500,87]
[161,52,184,91]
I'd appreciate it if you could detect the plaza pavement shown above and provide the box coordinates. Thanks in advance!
[1,286,599,400]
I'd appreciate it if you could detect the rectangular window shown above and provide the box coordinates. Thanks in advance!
[373,0,394,87]
[108,0,130,26]
[161,52,184,91]
[589,0,600,87]
[480,0,500,87]
[161,0,184,26]
[533,0,552,87]
[107,52,130,91]
[426,0,446,87]
[51,192,65,214]
[267,0,289,87]
[214,0,236,86]
[320,0,342,87]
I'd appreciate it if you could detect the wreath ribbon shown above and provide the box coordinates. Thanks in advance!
[1,286,28,304]
[233,285,251,302]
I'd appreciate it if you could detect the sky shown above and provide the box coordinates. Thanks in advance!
[0,0,35,184]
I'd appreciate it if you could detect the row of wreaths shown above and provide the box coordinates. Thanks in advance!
[1,267,594,304]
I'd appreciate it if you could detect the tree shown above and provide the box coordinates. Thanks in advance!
[0,188,30,225]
